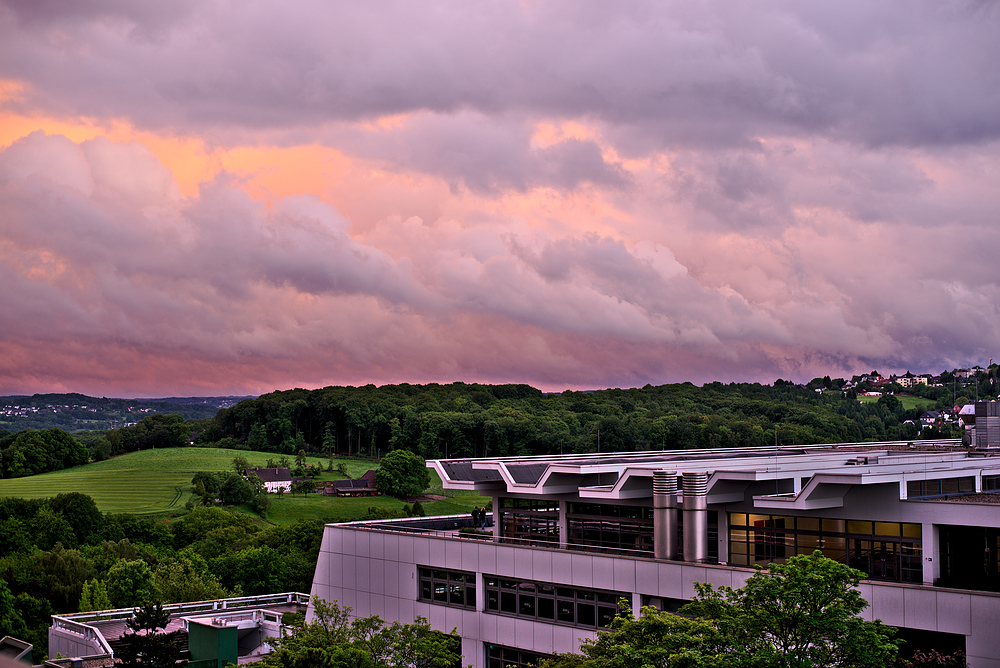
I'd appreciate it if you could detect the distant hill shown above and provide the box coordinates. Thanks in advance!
[0,393,255,433]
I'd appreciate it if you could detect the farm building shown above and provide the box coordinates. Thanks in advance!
[331,469,380,497]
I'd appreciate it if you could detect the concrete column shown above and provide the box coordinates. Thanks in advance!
[682,472,709,563]
[476,569,486,611]
[922,522,940,585]
[492,495,501,539]
[558,500,569,547]
[653,471,678,560]
[461,637,479,668]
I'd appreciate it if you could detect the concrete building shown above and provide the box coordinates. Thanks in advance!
[49,593,308,666]
[310,434,1000,667]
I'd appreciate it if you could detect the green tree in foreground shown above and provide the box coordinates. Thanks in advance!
[256,597,461,668]
[542,551,899,668]
[374,450,431,499]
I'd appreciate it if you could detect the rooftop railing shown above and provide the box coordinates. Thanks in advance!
[344,515,677,562]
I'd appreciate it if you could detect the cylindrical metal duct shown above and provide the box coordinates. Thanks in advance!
[653,470,677,560]
[682,472,709,563]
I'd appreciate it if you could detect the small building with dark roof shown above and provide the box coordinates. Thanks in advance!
[244,467,291,493]
[332,469,380,497]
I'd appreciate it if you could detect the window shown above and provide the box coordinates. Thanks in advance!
[484,576,624,629]
[568,502,654,553]
[418,568,476,609]
[728,513,922,583]
[485,643,552,668]
[641,594,689,613]
[499,497,559,543]
[906,477,975,499]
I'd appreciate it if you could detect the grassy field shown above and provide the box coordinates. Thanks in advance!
[856,394,936,411]
[0,447,486,522]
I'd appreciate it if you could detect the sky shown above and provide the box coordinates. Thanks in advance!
[1,1,999,397]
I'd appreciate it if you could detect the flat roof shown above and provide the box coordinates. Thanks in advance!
[427,439,1000,508]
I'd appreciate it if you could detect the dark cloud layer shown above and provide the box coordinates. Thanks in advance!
[2,1,998,147]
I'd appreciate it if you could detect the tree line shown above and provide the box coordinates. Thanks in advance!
[195,381,955,461]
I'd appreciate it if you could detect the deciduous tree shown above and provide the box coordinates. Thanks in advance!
[0,580,27,639]
[259,598,461,668]
[374,450,430,499]
[106,558,156,608]
[232,455,250,475]
[79,579,111,612]
[686,551,899,668]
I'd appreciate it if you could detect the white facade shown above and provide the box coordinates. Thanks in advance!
[310,440,1000,667]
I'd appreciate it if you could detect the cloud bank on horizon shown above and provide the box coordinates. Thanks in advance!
[0,1,998,396]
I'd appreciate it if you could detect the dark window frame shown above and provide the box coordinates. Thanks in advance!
[484,575,625,629]
[418,567,477,609]
[485,642,553,668]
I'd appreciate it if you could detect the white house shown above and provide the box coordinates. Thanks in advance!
[245,467,292,493]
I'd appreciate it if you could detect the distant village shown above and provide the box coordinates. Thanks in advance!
[0,402,151,425]
[843,367,995,438]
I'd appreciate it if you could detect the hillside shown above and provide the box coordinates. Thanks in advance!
[0,447,484,520]
[0,393,250,432]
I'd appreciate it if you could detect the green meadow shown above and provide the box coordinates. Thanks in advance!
[0,447,486,523]
[856,394,936,411]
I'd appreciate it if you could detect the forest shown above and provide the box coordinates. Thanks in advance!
[193,379,962,462]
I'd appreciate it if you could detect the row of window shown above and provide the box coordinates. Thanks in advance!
[418,568,476,608]
[727,513,923,582]
[498,497,721,560]
[419,567,625,629]
[906,477,975,498]
[484,576,624,628]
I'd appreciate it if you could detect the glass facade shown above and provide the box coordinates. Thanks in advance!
[499,498,559,543]
[567,502,653,553]
[728,513,922,583]
[418,567,476,609]
[484,575,625,629]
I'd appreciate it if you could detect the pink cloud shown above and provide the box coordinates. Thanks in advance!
[1,2,999,394]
